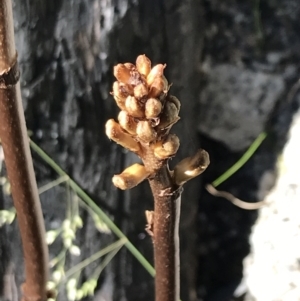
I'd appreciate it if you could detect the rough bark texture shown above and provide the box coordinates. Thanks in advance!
[0,1,299,301]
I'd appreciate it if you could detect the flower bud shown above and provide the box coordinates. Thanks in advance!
[136,55,152,77]
[112,81,127,110]
[174,149,210,185]
[112,163,149,190]
[118,111,137,135]
[69,245,81,256]
[153,134,180,159]
[46,230,58,245]
[134,83,148,99]
[157,101,180,129]
[136,121,156,143]
[105,119,140,152]
[125,96,145,118]
[147,64,166,86]
[124,63,136,70]
[114,64,131,84]
[120,82,134,96]
[145,98,162,119]
[149,76,168,98]
[167,95,181,111]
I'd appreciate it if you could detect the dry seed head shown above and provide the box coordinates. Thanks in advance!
[136,121,156,143]
[118,111,137,135]
[112,163,149,190]
[153,134,180,159]
[125,96,145,118]
[134,83,148,99]
[145,98,162,119]
[114,64,131,84]
[146,64,166,86]
[173,149,210,185]
[148,76,168,98]
[136,55,151,77]
[157,101,180,129]
[105,119,140,152]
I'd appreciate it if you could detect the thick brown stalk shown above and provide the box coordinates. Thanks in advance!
[142,148,181,301]
[0,1,48,300]
[149,168,181,301]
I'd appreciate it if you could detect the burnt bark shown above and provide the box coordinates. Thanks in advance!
[0,0,299,301]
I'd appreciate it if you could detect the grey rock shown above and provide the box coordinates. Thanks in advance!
[198,64,285,151]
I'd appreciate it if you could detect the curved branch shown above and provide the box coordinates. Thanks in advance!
[206,184,266,210]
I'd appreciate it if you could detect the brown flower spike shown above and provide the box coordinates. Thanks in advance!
[106,55,210,301]
[106,54,209,189]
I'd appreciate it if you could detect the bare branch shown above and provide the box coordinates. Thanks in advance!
[0,1,48,300]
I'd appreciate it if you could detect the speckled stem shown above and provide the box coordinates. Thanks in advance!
[0,1,48,300]
[142,146,182,301]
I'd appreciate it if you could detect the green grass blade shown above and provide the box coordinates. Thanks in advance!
[212,132,267,187]
[29,139,155,277]
[64,238,126,279]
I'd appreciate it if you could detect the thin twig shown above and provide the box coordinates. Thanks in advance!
[0,1,48,300]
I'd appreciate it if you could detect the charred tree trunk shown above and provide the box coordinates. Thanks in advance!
[0,1,299,301]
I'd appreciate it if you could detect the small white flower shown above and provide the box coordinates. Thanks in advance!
[52,270,63,283]
[46,281,56,290]
[74,215,83,228]
[46,230,58,245]
[69,245,81,256]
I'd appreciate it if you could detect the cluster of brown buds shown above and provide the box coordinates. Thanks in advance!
[106,55,209,190]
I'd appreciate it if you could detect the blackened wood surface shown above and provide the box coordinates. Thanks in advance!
[0,1,299,301]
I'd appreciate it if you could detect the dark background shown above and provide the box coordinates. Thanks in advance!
[1,1,300,300]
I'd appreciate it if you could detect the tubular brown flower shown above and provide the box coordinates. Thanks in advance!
[146,64,166,86]
[118,111,138,135]
[157,101,180,130]
[145,98,162,119]
[134,83,148,99]
[136,120,157,143]
[114,64,131,84]
[136,54,151,76]
[125,96,145,118]
[149,76,168,98]
[153,134,180,159]
[112,163,149,190]
[105,119,140,152]
[174,149,210,185]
